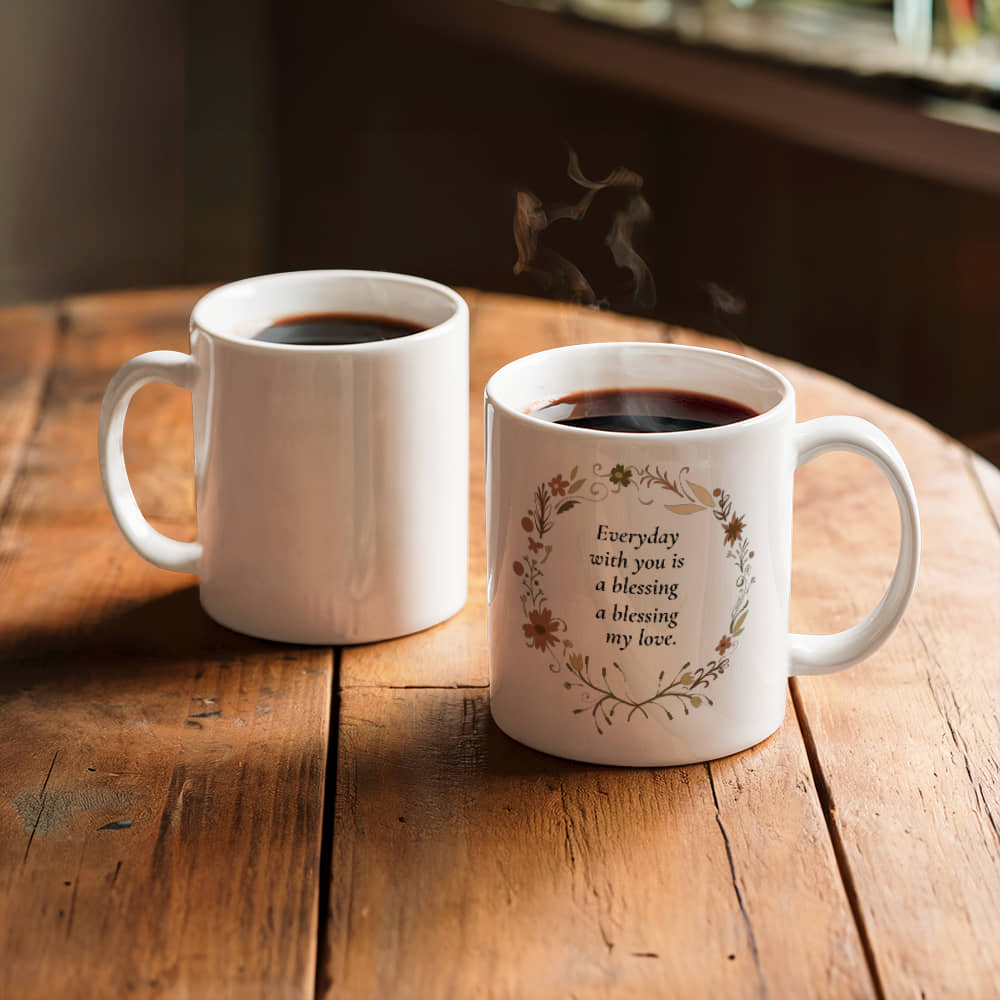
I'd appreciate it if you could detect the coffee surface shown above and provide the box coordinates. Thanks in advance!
[252,312,423,345]
[531,387,757,433]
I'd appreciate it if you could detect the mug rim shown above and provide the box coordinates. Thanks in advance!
[485,341,795,440]
[190,269,467,354]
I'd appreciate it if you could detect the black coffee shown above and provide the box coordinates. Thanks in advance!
[531,387,757,433]
[252,312,424,345]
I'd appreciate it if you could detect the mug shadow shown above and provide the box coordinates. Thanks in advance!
[0,584,297,698]
[340,679,707,848]
[334,684,736,973]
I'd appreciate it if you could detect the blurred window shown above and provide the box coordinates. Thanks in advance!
[504,0,1000,97]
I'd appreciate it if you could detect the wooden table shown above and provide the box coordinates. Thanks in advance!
[1,288,998,999]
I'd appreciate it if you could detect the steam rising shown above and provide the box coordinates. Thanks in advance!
[704,281,745,317]
[513,149,656,309]
[513,191,598,305]
[606,195,655,311]
[703,281,747,339]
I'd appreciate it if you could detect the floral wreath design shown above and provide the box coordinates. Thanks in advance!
[513,463,755,733]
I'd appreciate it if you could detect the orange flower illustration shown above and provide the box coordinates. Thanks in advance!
[523,607,560,651]
[715,635,733,656]
[528,538,543,553]
[548,474,569,496]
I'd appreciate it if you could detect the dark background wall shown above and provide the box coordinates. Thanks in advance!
[2,0,997,448]
[270,2,1000,443]
[0,2,184,303]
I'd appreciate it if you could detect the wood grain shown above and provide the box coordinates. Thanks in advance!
[758,355,1000,997]
[323,687,872,999]
[0,289,332,999]
[4,287,998,999]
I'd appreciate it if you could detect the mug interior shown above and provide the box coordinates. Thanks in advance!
[191,270,462,346]
[487,342,790,428]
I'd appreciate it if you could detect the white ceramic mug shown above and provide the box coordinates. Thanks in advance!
[485,342,920,766]
[99,270,469,644]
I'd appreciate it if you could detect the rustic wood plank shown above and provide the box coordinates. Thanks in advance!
[0,303,60,516]
[341,292,678,689]
[9,285,993,997]
[0,289,331,999]
[322,687,873,999]
[672,336,1000,994]
[748,356,1000,997]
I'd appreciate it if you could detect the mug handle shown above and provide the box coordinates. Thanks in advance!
[789,416,920,675]
[97,350,202,573]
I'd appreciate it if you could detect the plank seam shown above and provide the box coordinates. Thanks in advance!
[789,679,887,1000]
[314,646,341,1000]
[31,303,69,438]
[706,763,767,998]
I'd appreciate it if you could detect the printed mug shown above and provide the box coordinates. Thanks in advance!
[99,270,469,644]
[485,342,920,766]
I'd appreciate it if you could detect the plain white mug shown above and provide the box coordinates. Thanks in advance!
[485,342,920,766]
[99,270,469,644]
